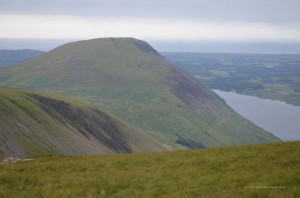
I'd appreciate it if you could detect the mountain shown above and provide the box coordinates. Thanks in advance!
[0,86,166,157]
[0,38,280,148]
[0,49,44,67]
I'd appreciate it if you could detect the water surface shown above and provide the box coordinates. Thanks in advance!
[214,90,300,141]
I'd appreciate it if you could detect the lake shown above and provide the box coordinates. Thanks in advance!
[213,90,300,141]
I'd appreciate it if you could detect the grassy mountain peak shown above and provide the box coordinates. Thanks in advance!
[0,38,280,148]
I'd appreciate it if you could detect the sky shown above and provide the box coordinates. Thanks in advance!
[1,0,300,53]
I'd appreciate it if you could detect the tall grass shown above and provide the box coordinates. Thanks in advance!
[1,141,299,197]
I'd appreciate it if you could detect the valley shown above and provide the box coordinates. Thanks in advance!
[163,52,300,106]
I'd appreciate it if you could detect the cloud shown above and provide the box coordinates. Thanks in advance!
[1,0,300,23]
[0,14,300,42]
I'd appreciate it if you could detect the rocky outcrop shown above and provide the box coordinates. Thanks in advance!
[29,94,132,153]
[0,157,33,164]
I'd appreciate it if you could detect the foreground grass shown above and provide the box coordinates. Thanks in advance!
[0,141,299,198]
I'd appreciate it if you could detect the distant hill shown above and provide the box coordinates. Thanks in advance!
[1,141,299,197]
[0,86,166,157]
[0,38,280,148]
[0,49,44,67]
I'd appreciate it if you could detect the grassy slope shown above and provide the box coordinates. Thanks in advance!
[0,141,299,198]
[0,38,280,149]
[0,49,44,67]
[0,86,166,157]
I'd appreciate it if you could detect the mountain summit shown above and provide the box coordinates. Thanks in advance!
[0,38,280,148]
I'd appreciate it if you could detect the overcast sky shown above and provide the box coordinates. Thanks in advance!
[1,0,300,52]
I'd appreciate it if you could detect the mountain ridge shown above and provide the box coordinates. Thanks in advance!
[0,86,167,157]
[0,49,44,67]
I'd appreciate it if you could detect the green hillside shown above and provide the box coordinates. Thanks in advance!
[0,38,280,148]
[1,141,299,198]
[0,49,44,67]
[0,86,166,157]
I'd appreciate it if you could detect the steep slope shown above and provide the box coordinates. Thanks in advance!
[0,38,280,148]
[0,86,166,157]
[0,49,44,67]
